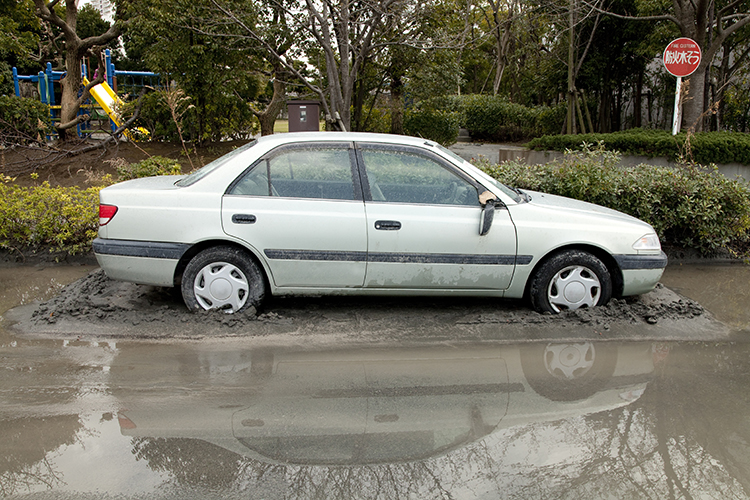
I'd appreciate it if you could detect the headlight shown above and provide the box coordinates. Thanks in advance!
[633,233,661,251]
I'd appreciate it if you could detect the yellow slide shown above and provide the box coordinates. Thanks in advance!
[82,77,148,140]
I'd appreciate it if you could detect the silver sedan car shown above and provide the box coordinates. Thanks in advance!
[93,132,667,314]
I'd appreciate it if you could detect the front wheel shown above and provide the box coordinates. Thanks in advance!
[181,246,265,314]
[529,250,612,313]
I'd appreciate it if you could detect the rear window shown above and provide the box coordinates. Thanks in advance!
[175,140,257,187]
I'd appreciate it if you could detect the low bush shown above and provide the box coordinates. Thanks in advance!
[0,157,183,256]
[526,129,750,166]
[0,96,52,146]
[403,108,460,146]
[0,181,101,255]
[479,144,750,255]
[115,155,182,180]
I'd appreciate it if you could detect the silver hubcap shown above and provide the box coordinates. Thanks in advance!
[544,343,595,380]
[547,265,601,312]
[193,262,249,312]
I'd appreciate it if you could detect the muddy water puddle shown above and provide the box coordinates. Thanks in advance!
[0,264,749,498]
[0,338,749,499]
[661,263,750,329]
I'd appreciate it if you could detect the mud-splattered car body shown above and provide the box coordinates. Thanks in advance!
[93,132,666,313]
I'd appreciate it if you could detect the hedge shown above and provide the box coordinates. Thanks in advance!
[479,144,750,255]
[0,158,182,256]
[526,129,750,166]
[0,95,52,145]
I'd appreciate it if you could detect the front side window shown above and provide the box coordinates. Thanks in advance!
[228,146,356,201]
[360,148,479,206]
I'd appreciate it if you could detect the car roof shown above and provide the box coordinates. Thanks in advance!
[254,131,439,149]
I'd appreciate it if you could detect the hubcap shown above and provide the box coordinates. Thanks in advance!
[544,343,596,380]
[547,265,601,312]
[193,262,249,313]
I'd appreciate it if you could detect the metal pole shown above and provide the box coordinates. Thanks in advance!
[12,67,20,96]
[671,76,682,135]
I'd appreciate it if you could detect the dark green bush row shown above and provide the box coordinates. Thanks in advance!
[479,146,750,255]
[0,95,52,145]
[416,95,564,143]
[527,129,750,166]
[403,109,460,146]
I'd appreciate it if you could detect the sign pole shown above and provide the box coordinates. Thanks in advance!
[663,37,701,136]
[672,76,682,136]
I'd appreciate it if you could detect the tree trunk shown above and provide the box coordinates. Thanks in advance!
[255,69,287,136]
[390,73,404,135]
[682,63,707,132]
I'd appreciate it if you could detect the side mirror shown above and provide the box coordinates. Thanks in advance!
[479,191,498,236]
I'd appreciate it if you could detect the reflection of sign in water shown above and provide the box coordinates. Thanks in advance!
[663,37,702,77]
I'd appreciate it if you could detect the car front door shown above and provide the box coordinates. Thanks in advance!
[357,143,517,290]
[222,142,367,288]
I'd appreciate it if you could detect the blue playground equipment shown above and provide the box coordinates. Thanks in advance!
[12,49,158,139]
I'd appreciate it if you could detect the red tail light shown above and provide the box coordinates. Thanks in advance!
[99,204,118,226]
[117,411,137,430]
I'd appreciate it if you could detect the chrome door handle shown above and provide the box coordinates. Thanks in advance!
[374,220,401,230]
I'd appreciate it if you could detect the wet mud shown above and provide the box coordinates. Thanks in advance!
[4,269,728,345]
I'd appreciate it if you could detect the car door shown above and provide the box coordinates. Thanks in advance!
[222,142,367,288]
[357,143,517,290]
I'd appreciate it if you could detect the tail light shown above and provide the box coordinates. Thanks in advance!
[99,204,118,226]
[117,411,136,430]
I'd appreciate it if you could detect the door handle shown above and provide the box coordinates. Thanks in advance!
[232,214,256,224]
[374,220,401,230]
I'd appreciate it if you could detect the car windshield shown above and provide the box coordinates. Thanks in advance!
[434,143,523,203]
[175,140,258,187]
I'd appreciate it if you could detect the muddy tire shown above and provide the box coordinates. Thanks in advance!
[181,246,265,314]
[530,250,612,313]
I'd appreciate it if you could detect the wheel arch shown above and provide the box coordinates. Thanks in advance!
[523,244,624,300]
[173,239,270,292]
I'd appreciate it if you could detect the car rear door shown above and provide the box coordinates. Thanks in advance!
[356,142,518,290]
[222,142,368,288]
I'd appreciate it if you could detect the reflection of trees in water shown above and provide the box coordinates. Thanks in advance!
[0,415,81,496]
[127,344,750,499]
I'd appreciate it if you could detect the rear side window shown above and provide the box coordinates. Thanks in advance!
[228,145,357,201]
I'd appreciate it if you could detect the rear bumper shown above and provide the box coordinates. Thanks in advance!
[93,238,186,287]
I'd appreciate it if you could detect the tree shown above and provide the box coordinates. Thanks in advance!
[593,0,750,132]
[32,0,122,141]
[120,0,262,143]
[209,0,399,131]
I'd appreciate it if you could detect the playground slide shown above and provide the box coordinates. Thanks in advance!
[82,77,147,140]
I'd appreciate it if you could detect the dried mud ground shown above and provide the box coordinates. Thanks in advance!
[5,269,730,346]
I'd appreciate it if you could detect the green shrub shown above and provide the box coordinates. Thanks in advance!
[461,95,550,142]
[357,106,391,134]
[526,129,750,166]
[0,95,52,145]
[403,108,460,146]
[479,144,750,255]
[116,156,182,180]
[0,181,100,255]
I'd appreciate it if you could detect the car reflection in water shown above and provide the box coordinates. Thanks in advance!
[113,342,659,466]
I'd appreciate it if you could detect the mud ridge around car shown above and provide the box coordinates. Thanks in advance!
[4,269,731,346]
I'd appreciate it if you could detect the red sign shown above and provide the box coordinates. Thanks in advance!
[663,38,702,77]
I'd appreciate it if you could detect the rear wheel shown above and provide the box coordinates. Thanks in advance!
[181,246,265,314]
[530,250,612,313]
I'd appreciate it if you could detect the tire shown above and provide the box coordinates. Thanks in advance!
[529,250,612,313]
[520,342,617,401]
[181,246,265,314]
